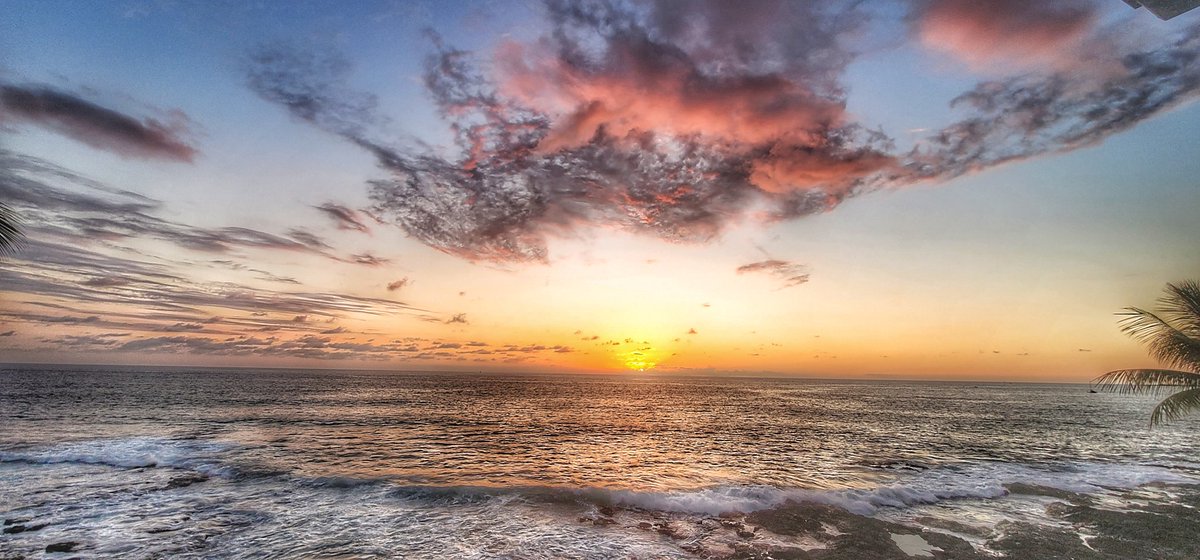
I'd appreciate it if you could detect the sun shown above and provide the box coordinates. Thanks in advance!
[621,349,659,371]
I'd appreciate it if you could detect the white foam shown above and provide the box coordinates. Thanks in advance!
[580,460,1197,517]
[0,437,230,473]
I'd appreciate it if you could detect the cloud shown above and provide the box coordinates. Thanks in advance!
[315,202,370,232]
[81,276,133,287]
[387,277,410,291]
[287,229,333,250]
[0,331,16,337]
[912,0,1099,71]
[736,259,810,288]
[0,84,197,161]
[0,150,372,265]
[445,313,468,324]
[244,2,1200,263]
[349,253,389,266]
[916,27,1200,180]
[162,322,204,332]
[0,235,425,335]
[244,4,886,263]
[23,328,576,363]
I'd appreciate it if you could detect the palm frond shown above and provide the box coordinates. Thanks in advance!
[0,202,22,253]
[1118,307,1200,372]
[1151,388,1200,426]
[1159,281,1200,337]
[1094,368,1200,394]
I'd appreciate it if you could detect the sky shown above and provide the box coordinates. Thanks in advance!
[1,0,1199,381]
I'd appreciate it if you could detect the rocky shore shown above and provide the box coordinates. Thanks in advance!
[571,483,1200,559]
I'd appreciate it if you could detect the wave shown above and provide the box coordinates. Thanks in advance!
[388,460,1198,516]
[0,436,236,476]
[387,461,1195,517]
[3,436,1195,518]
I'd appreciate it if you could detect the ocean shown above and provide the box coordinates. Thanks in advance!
[2,366,1198,559]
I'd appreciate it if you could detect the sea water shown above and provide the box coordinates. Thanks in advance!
[2,366,1198,558]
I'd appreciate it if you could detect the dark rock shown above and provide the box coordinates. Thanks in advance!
[737,528,756,539]
[165,473,208,489]
[912,516,990,538]
[598,505,617,517]
[1004,483,1094,505]
[637,521,653,531]
[3,523,46,534]
[45,542,78,553]
[746,501,987,560]
[3,518,30,526]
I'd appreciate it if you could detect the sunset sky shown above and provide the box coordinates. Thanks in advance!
[1,0,1199,380]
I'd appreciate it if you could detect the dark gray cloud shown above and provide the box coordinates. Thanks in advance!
[244,1,1200,263]
[913,26,1200,180]
[286,228,333,250]
[349,253,389,266]
[315,202,370,232]
[387,277,410,291]
[0,84,197,161]
[736,259,810,288]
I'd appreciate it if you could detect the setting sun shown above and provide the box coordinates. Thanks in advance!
[622,349,659,372]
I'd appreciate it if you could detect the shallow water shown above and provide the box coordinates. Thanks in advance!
[2,366,1198,558]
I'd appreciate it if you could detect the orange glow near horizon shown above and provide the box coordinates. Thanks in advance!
[3,0,1199,384]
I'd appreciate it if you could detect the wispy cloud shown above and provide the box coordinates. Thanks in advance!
[0,150,383,265]
[349,253,389,266]
[387,277,410,291]
[22,328,575,363]
[736,259,810,288]
[0,84,197,161]
[315,202,370,232]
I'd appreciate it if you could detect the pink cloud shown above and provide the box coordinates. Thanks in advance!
[914,0,1099,71]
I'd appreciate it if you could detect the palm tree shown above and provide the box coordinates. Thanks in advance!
[1094,281,1200,425]
[0,202,21,253]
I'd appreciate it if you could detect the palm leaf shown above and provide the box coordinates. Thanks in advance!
[1151,388,1200,426]
[1117,307,1200,372]
[0,202,21,253]
[1094,368,1200,394]
[1158,281,1200,337]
